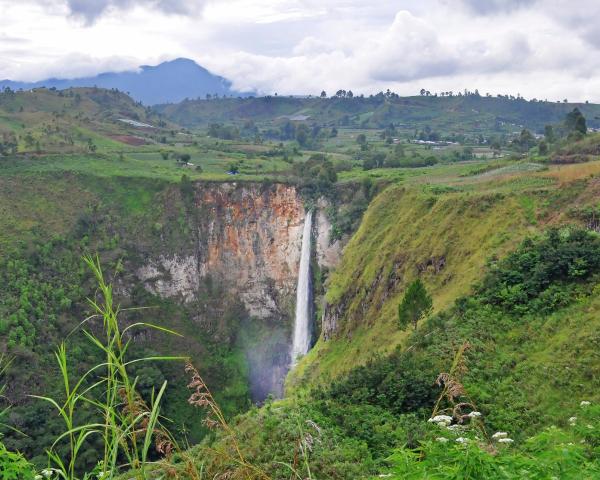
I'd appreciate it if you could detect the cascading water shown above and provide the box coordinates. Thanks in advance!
[291,210,313,364]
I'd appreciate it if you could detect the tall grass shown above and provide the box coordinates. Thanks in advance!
[0,355,12,429]
[35,255,186,480]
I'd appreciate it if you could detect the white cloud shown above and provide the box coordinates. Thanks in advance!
[1,0,600,101]
[65,0,205,24]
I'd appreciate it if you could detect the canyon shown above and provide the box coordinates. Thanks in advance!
[134,182,341,398]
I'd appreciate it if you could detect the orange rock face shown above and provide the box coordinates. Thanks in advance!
[196,183,306,318]
[138,183,308,320]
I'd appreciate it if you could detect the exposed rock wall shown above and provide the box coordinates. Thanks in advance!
[315,198,342,269]
[137,183,306,319]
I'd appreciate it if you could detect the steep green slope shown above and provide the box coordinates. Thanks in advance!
[290,162,600,390]
[153,219,600,480]
[289,186,529,388]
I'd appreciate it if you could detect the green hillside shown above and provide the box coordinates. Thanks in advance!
[291,158,600,397]
[0,87,176,154]
[143,160,600,479]
[2,87,600,479]
[156,94,600,136]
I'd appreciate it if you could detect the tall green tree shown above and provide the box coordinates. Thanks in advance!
[398,279,432,330]
[544,124,555,143]
[565,108,587,135]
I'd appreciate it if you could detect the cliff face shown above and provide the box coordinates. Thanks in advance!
[135,182,340,399]
[138,183,305,318]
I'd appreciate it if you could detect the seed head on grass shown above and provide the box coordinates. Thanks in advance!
[185,361,222,430]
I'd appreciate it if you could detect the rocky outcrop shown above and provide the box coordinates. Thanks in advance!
[315,199,342,269]
[138,183,306,319]
[137,254,198,301]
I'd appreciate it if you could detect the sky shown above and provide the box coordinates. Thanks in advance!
[1,0,600,101]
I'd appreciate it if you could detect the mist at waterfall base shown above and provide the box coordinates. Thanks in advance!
[239,210,314,403]
[292,210,314,364]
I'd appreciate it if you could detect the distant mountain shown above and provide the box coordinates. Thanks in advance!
[0,58,251,105]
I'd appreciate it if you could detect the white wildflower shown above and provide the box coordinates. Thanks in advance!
[446,424,463,432]
[430,414,453,424]
[498,438,514,444]
[492,432,508,439]
[35,476,43,480]
[455,437,469,443]
[468,411,482,418]
[41,470,54,478]
[568,416,577,425]
[378,475,392,478]
[436,437,449,443]
[580,401,591,407]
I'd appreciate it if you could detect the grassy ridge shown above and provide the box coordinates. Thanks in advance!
[289,186,531,389]
[289,162,600,390]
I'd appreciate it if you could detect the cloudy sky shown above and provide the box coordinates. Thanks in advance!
[1,0,600,100]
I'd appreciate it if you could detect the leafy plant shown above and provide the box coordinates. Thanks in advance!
[0,442,36,480]
[0,356,36,480]
[35,255,186,480]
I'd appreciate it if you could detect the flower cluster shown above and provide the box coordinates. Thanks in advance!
[428,414,453,427]
[491,431,514,445]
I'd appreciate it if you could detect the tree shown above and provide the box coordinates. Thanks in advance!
[175,153,191,165]
[565,108,587,135]
[538,140,548,155]
[544,125,555,143]
[398,279,432,330]
[295,123,310,147]
[513,129,536,152]
[356,133,367,146]
[320,90,327,98]
[491,140,502,157]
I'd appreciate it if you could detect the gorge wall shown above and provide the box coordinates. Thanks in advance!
[134,182,340,399]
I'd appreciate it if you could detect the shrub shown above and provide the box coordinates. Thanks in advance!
[479,228,600,313]
[0,442,35,480]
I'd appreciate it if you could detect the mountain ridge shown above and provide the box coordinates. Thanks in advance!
[0,58,251,105]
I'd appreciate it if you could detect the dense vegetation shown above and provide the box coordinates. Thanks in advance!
[2,86,600,478]
[156,92,600,135]
[130,228,600,479]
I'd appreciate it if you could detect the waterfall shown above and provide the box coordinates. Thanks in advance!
[291,210,313,364]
